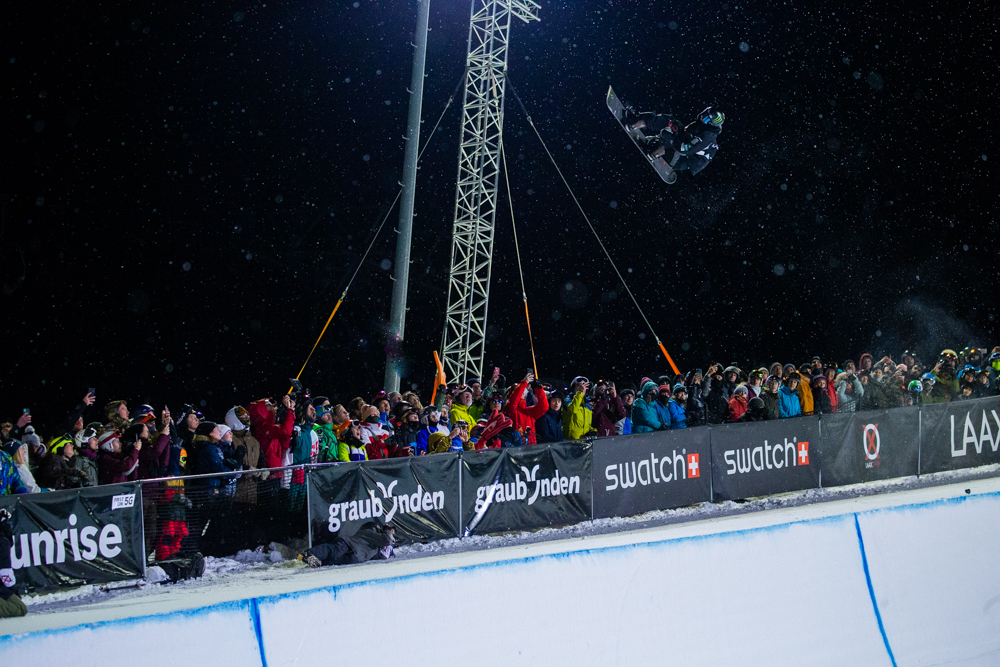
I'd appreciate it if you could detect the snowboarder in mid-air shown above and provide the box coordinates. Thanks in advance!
[606,87,724,184]
[630,106,725,176]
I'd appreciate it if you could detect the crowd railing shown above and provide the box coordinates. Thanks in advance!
[3,395,997,593]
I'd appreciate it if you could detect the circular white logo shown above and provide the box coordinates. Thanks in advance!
[863,423,880,461]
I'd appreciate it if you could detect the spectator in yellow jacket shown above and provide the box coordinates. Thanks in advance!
[562,377,593,440]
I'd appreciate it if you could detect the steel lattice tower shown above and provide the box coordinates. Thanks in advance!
[440,0,540,385]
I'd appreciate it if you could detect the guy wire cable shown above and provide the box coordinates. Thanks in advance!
[500,138,539,378]
[291,69,468,386]
[504,75,680,375]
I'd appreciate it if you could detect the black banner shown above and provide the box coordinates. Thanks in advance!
[461,442,592,535]
[308,454,461,546]
[819,407,920,487]
[710,417,821,501]
[592,429,711,519]
[0,483,145,593]
[919,396,1000,474]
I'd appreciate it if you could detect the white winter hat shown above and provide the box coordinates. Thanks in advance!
[98,431,119,452]
[21,425,41,449]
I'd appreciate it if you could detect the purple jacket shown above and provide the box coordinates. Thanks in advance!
[97,448,140,485]
[593,394,627,437]
[138,433,171,480]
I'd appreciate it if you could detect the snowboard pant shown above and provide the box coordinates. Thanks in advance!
[670,153,709,175]
[0,594,27,618]
[157,553,206,582]
[305,541,360,567]
[637,112,676,135]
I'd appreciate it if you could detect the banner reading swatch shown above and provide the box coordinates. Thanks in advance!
[592,429,711,519]
[710,417,821,501]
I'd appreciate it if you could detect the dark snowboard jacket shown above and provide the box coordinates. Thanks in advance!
[676,122,722,175]
[535,410,564,443]
[761,390,781,420]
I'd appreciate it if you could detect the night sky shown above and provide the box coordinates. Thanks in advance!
[2,0,996,431]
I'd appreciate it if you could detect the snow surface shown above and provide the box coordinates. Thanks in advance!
[2,468,999,665]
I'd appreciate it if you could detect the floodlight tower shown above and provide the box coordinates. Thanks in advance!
[440,0,540,385]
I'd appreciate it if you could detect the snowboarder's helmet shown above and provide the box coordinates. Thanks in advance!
[908,380,923,393]
[700,108,725,127]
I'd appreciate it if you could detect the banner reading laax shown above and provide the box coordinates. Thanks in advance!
[592,429,710,519]
[461,442,592,536]
[307,454,461,546]
[711,417,820,501]
[0,483,145,593]
[820,407,920,487]
[919,395,1000,474]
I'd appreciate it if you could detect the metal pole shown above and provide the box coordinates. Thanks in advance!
[385,0,431,393]
[306,466,313,548]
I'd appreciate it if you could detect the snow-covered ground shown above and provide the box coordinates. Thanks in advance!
[3,466,1000,665]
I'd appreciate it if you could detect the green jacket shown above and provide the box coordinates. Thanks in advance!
[314,423,340,463]
[927,370,959,403]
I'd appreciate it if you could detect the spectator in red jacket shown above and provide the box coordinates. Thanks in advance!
[728,385,749,422]
[247,396,296,475]
[504,372,549,445]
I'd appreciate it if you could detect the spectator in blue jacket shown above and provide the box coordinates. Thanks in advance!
[779,376,802,418]
[668,384,688,429]
[193,422,246,495]
[632,382,664,433]
[653,385,673,428]
[415,407,450,454]
[617,389,635,434]
[0,449,29,495]
[535,394,564,443]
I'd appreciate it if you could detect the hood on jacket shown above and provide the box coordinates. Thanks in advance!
[225,407,249,432]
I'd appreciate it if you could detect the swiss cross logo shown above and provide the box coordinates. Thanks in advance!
[687,453,700,478]
[797,441,810,466]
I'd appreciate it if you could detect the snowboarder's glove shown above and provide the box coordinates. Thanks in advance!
[681,143,692,152]
[0,568,15,589]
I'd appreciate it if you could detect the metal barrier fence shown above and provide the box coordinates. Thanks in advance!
[139,466,311,562]
[120,394,1000,567]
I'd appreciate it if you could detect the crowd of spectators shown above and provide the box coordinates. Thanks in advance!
[0,345,997,615]
[2,346,998,499]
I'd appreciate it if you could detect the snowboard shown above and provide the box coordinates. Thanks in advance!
[607,86,677,185]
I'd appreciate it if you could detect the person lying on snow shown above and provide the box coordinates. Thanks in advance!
[301,522,395,567]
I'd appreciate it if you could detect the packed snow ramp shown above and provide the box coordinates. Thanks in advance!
[2,477,999,666]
